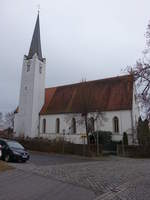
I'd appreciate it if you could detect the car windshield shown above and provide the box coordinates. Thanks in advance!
[7,141,24,149]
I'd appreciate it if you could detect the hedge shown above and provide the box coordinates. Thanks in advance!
[17,137,102,157]
[117,144,150,158]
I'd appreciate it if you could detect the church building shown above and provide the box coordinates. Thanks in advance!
[14,14,139,144]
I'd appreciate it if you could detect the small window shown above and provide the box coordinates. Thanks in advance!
[56,118,60,133]
[113,116,119,133]
[71,118,76,134]
[42,119,46,133]
[27,61,30,72]
[39,64,42,74]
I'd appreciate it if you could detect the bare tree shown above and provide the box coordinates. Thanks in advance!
[127,21,150,119]
[5,111,15,129]
[0,112,4,130]
[65,81,106,148]
[0,112,2,121]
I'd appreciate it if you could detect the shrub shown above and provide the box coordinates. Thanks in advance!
[92,131,112,145]
[117,144,150,158]
[123,132,128,145]
[137,117,150,146]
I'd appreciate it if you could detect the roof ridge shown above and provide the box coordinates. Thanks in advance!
[45,74,132,90]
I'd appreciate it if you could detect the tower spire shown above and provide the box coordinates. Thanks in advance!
[27,13,43,61]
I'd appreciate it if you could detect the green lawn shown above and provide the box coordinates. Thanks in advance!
[0,161,13,172]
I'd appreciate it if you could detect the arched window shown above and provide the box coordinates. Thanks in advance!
[113,116,119,133]
[90,117,95,132]
[72,118,76,134]
[56,118,60,133]
[43,119,46,133]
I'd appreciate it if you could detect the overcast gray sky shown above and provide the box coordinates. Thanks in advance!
[0,0,150,113]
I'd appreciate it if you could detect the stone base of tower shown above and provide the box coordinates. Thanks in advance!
[14,112,39,138]
[14,113,23,137]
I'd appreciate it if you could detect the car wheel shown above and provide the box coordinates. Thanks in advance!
[4,154,10,162]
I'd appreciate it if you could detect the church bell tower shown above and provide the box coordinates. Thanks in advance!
[15,13,46,137]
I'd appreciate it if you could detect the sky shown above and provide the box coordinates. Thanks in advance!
[0,0,150,114]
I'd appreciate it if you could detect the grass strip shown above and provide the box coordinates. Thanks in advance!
[0,161,13,172]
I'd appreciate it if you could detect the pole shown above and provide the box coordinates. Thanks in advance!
[96,117,99,156]
[62,129,65,154]
[0,145,2,158]
[97,131,99,156]
[122,136,125,156]
[83,136,85,156]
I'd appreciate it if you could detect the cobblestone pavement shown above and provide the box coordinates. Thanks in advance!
[9,155,150,199]
[0,169,95,200]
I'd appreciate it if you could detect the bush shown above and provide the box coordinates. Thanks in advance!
[137,117,150,146]
[117,144,150,158]
[92,131,112,145]
[90,131,114,152]
[123,132,128,145]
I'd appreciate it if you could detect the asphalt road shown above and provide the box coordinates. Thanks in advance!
[29,151,93,166]
[0,169,95,200]
[0,152,96,200]
[2,152,150,200]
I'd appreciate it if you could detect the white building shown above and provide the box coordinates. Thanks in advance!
[14,13,139,144]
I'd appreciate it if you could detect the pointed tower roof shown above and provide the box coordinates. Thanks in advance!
[27,13,43,61]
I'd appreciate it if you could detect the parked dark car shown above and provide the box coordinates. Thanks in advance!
[0,138,30,162]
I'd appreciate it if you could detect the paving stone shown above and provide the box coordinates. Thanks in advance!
[0,169,95,200]
[9,155,150,199]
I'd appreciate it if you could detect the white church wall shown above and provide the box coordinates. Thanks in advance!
[40,113,87,135]
[39,114,86,144]
[39,109,135,144]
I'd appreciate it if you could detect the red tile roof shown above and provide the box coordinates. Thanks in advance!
[40,75,133,115]
[40,87,57,114]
